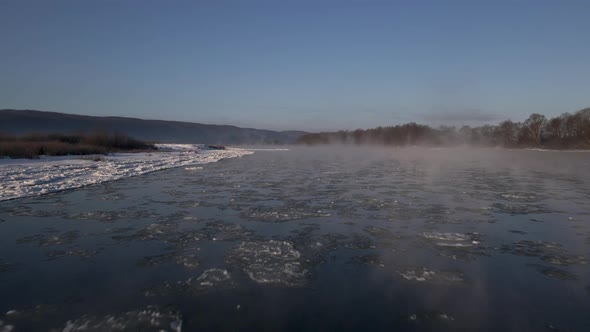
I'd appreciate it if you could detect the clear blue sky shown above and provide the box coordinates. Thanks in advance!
[1,0,589,131]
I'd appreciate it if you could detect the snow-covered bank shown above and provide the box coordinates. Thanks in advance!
[0,144,254,201]
[527,148,590,152]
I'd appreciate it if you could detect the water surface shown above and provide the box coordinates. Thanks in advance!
[1,147,589,331]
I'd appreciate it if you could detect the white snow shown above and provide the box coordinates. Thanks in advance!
[0,144,254,201]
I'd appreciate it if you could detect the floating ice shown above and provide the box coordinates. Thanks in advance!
[1,205,65,218]
[65,210,155,222]
[348,254,385,267]
[143,268,234,297]
[0,145,254,201]
[189,269,232,289]
[501,240,563,257]
[499,193,540,202]
[502,240,588,268]
[287,226,347,265]
[46,248,99,261]
[508,230,527,235]
[61,307,182,332]
[420,232,473,242]
[137,251,199,269]
[226,240,309,287]
[420,232,487,261]
[527,264,578,281]
[364,226,401,242]
[174,254,200,269]
[541,255,588,266]
[397,267,465,284]
[400,310,455,323]
[142,281,187,298]
[200,221,254,242]
[113,223,180,242]
[492,203,548,215]
[344,234,376,250]
[0,319,14,332]
[0,306,181,332]
[16,231,80,247]
[103,227,135,235]
[240,206,331,223]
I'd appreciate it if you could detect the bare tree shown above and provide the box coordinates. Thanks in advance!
[496,120,519,147]
[523,113,547,146]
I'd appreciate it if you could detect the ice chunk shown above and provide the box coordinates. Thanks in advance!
[137,251,199,269]
[16,231,80,247]
[400,310,455,323]
[541,255,588,266]
[397,267,465,284]
[240,206,330,223]
[420,232,472,242]
[61,307,182,332]
[200,221,254,242]
[501,240,563,257]
[527,264,578,281]
[420,232,487,261]
[189,269,232,289]
[226,240,308,287]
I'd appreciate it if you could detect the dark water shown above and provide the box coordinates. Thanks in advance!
[1,147,590,331]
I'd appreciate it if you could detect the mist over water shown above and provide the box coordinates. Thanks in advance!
[1,147,589,331]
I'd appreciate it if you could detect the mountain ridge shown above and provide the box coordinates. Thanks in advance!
[0,109,307,144]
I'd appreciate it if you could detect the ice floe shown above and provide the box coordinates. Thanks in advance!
[0,306,181,332]
[420,231,480,245]
[137,251,200,269]
[189,268,233,289]
[400,310,455,323]
[61,307,182,332]
[397,267,466,284]
[46,248,99,261]
[501,240,563,257]
[200,220,254,242]
[501,240,587,279]
[527,264,578,281]
[240,206,331,223]
[16,231,80,247]
[420,231,487,261]
[226,240,309,287]
[348,254,386,267]
[499,192,541,202]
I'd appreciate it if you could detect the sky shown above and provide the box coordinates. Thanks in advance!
[1,0,589,132]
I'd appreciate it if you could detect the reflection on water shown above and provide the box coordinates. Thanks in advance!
[1,147,589,331]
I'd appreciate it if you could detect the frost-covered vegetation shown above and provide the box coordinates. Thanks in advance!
[298,108,590,149]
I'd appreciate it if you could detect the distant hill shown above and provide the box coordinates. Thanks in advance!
[0,110,307,145]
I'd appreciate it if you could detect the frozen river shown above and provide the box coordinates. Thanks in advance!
[1,147,589,331]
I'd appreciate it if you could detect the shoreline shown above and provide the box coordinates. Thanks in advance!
[0,144,254,202]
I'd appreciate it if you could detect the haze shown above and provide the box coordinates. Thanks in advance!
[1,0,589,131]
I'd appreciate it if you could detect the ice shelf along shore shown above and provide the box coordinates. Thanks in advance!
[0,144,255,201]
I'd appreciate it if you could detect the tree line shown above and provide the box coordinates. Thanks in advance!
[0,132,155,159]
[297,108,590,149]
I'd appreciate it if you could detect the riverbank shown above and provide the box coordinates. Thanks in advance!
[0,144,254,201]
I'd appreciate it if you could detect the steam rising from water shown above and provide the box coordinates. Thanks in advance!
[0,146,589,331]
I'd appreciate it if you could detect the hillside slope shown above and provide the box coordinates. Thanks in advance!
[0,110,306,144]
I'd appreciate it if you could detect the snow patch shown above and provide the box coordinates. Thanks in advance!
[0,144,254,201]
